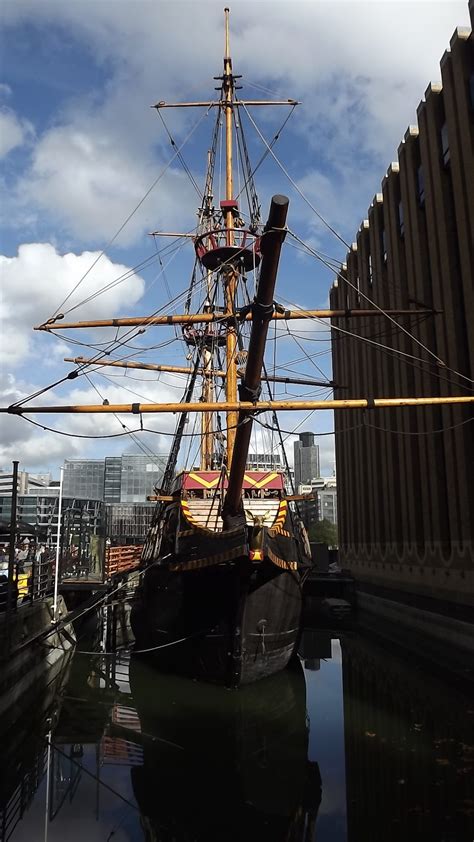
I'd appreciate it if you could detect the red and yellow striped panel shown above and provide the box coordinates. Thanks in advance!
[182,470,284,490]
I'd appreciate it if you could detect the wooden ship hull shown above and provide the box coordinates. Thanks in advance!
[131,473,308,687]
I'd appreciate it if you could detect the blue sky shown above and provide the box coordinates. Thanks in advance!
[0,0,470,479]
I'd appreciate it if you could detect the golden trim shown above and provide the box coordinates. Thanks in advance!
[267,548,298,571]
[170,546,243,572]
[269,528,292,538]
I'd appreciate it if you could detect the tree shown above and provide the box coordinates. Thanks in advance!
[308,518,338,547]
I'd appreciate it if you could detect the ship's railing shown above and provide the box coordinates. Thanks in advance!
[104,545,142,578]
[26,553,55,601]
[0,551,55,616]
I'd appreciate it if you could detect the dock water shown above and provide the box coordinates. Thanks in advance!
[0,596,473,842]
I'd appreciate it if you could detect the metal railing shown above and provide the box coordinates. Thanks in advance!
[0,550,55,617]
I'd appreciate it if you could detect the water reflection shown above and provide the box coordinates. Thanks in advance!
[0,649,72,842]
[1,626,473,841]
[129,656,321,841]
[302,633,347,840]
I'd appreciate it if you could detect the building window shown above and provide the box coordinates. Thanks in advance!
[381,229,387,263]
[398,200,405,237]
[368,253,373,285]
[469,73,474,111]
[440,121,450,166]
[417,165,425,207]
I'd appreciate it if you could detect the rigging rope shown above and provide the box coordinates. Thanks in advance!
[235,104,296,216]
[241,102,351,249]
[50,105,214,319]
[287,230,452,374]
[156,108,203,198]
[60,236,188,317]
[83,372,161,465]
[278,294,474,394]
[12,263,209,408]
[16,408,473,444]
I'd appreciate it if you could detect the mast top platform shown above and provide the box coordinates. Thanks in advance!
[195,227,262,271]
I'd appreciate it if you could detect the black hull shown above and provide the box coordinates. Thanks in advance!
[131,556,303,687]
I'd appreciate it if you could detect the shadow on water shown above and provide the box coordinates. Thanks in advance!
[339,631,474,842]
[1,621,473,842]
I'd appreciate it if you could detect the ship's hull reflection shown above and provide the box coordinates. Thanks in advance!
[128,655,321,841]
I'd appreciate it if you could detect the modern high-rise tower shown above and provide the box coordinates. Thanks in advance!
[293,432,320,489]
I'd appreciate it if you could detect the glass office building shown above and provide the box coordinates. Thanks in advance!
[63,460,105,501]
[62,455,167,504]
[104,457,122,503]
[120,455,167,504]
[246,453,282,471]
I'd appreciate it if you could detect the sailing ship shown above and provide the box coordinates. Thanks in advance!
[3,8,474,687]
[128,191,314,683]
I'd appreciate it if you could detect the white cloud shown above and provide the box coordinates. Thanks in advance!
[1,1,469,245]
[18,124,197,245]
[0,371,179,472]
[0,243,146,366]
[0,107,32,157]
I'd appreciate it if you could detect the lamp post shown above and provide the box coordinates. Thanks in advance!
[52,466,64,623]
[6,460,19,638]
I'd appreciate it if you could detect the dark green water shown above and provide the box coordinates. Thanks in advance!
[1,628,473,842]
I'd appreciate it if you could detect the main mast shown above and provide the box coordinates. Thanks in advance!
[223,7,238,466]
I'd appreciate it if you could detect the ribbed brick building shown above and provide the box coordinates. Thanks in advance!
[330,6,473,614]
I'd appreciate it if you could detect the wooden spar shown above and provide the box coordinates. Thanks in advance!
[223,6,238,465]
[63,358,213,375]
[36,307,437,331]
[148,231,196,238]
[4,396,474,415]
[224,195,289,519]
[152,100,299,108]
[63,357,334,387]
